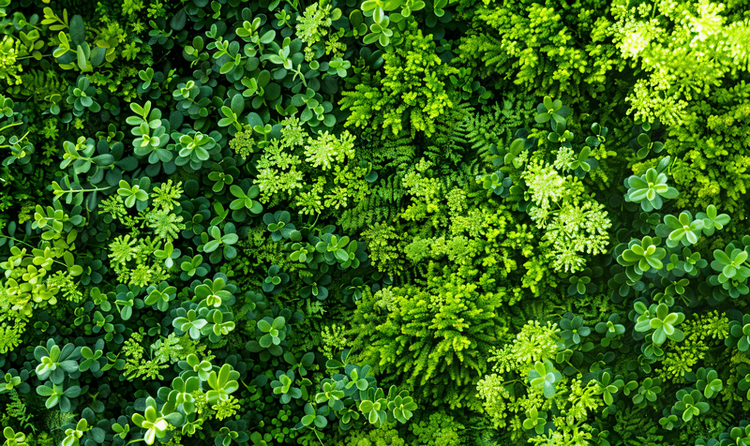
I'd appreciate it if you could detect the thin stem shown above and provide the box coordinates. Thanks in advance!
[0,122,23,133]
[0,235,36,249]
[17,54,53,61]
[54,185,116,195]
[312,428,325,446]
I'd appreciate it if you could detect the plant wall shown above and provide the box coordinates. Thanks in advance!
[2,0,750,445]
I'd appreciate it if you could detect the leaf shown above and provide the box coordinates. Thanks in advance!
[258,319,272,332]
[230,94,245,115]
[70,15,86,45]
[37,385,54,396]
[272,316,285,330]
[170,8,187,30]
[77,45,88,71]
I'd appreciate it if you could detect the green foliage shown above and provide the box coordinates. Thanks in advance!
[340,22,458,137]
[4,0,750,444]
[625,157,679,211]
[527,360,562,399]
[611,0,750,126]
[351,274,505,408]
[458,0,623,99]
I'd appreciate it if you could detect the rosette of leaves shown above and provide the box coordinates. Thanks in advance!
[159,375,200,415]
[710,245,750,285]
[522,407,548,434]
[3,428,26,446]
[659,413,680,430]
[586,122,608,148]
[203,309,235,342]
[705,425,750,446]
[528,360,562,399]
[318,357,415,429]
[117,178,151,210]
[289,241,316,264]
[66,75,101,117]
[179,196,212,241]
[172,130,220,171]
[0,131,34,170]
[228,182,263,222]
[114,284,145,321]
[709,276,750,301]
[685,367,723,399]
[131,396,184,445]
[179,254,210,281]
[205,159,240,194]
[315,379,347,414]
[655,211,704,248]
[34,339,81,385]
[36,380,82,412]
[128,101,172,165]
[566,145,599,177]
[179,354,213,381]
[247,316,288,358]
[154,242,180,269]
[58,137,115,185]
[263,211,300,242]
[633,302,685,346]
[673,389,710,422]
[726,314,750,352]
[566,267,601,296]
[215,422,250,446]
[0,369,29,394]
[386,388,417,424]
[617,236,666,275]
[478,171,511,197]
[172,79,213,122]
[90,311,118,342]
[653,277,693,307]
[736,365,750,400]
[631,377,662,408]
[314,233,353,265]
[78,340,105,375]
[624,157,678,211]
[559,312,591,347]
[596,371,624,406]
[60,409,107,446]
[632,132,664,160]
[199,223,239,263]
[362,3,394,46]
[262,265,289,295]
[696,204,730,237]
[298,403,328,430]
[173,307,209,341]
[206,364,240,403]
[535,96,572,134]
[340,239,368,269]
[356,387,393,427]
[666,247,707,278]
[136,67,165,98]
[144,282,177,312]
[270,370,305,404]
[633,211,661,235]
[194,276,236,308]
[494,136,534,169]
[595,313,626,348]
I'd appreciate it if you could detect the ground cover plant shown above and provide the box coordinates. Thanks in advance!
[3,0,750,445]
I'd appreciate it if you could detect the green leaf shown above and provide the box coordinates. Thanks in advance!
[76,45,88,70]
[70,15,86,45]
[258,319,272,332]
